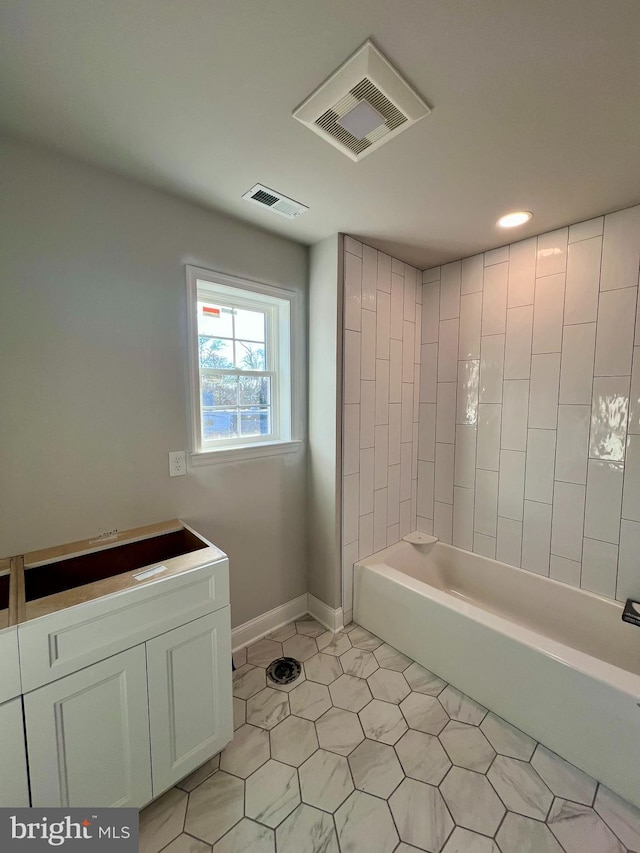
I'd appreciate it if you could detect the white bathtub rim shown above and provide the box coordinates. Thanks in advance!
[355,559,640,702]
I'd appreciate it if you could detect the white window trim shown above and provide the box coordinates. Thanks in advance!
[186,265,304,464]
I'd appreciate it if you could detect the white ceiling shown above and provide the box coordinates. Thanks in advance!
[1,0,640,268]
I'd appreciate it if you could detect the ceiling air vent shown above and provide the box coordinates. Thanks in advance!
[293,39,431,162]
[242,183,309,219]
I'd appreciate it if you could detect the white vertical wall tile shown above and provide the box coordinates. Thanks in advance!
[453,487,474,550]
[417,461,434,519]
[532,273,565,354]
[388,404,402,466]
[599,206,640,291]
[414,304,422,363]
[479,334,505,403]
[438,318,459,381]
[345,236,362,257]
[360,380,376,449]
[594,287,637,377]
[618,520,640,600]
[528,353,560,429]
[473,534,496,559]
[386,524,400,546]
[581,538,618,598]
[400,442,412,502]
[402,320,415,382]
[564,237,602,325]
[498,450,526,522]
[343,473,359,544]
[411,478,418,531]
[521,500,552,576]
[559,323,596,404]
[628,347,640,434]
[422,284,440,343]
[550,556,582,588]
[436,382,457,443]
[482,262,508,336]
[387,464,401,525]
[458,292,482,359]
[373,488,388,552]
[390,273,404,339]
[524,429,556,504]
[589,376,630,462]
[551,481,586,562]
[412,421,419,480]
[622,434,640,521]
[461,254,484,294]
[374,425,389,489]
[392,258,404,275]
[342,540,359,616]
[536,228,568,277]
[454,424,477,489]
[375,358,390,424]
[389,338,403,403]
[403,266,416,321]
[568,216,603,243]
[496,517,523,567]
[343,403,360,476]
[362,244,377,311]
[474,469,499,536]
[344,251,362,331]
[555,405,590,484]
[501,380,529,451]
[418,403,436,462]
[435,442,455,504]
[359,448,375,516]
[423,267,441,284]
[584,460,624,544]
[399,499,412,538]
[401,383,413,442]
[420,343,438,403]
[440,261,461,319]
[485,246,509,266]
[358,513,374,559]
[476,404,502,470]
[456,360,480,424]
[434,501,453,544]
[376,289,391,359]
[504,305,533,379]
[377,252,392,293]
[507,237,536,307]
[344,330,361,403]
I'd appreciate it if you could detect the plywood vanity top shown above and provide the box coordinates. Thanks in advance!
[3,519,227,625]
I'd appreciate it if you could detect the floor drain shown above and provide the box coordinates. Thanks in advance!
[267,657,302,685]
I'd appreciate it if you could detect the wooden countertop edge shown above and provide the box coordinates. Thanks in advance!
[9,555,25,627]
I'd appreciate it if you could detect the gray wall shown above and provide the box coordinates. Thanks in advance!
[0,136,308,627]
[307,235,342,608]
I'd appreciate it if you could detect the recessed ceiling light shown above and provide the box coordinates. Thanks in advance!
[497,211,533,228]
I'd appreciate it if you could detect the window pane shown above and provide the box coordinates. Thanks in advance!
[235,308,265,343]
[201,375,238,407]
[239,375,270,406]
[240,408,270,436]
[235,340,266,370]
[199,336,234,368]
[197,301,234,338]
[202,409,238,440]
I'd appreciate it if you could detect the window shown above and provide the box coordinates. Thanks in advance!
[186,266,301,460]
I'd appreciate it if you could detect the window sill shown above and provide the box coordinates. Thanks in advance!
[189,440,303,466]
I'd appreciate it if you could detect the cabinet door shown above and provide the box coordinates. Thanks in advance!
[0,698,30,807]
[24,645,152,808]
[147,607,233,796]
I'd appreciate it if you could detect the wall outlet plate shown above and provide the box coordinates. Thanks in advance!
[169,450,187,477]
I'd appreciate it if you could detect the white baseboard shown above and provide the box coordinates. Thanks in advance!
[308,593,344,633]
[232,593,344,651]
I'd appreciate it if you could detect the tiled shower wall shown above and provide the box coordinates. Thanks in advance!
[341,236,422,622]
[417,204,640,603]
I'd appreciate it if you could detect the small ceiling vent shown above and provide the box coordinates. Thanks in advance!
[293,39,431,162]
[242,183,309,219]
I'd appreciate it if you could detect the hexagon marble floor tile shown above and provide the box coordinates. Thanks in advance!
[140,618,640,853]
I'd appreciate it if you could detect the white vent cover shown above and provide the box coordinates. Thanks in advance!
[293,39,431,161]
[242,183,309,219]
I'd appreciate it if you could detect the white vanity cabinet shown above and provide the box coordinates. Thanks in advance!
[0,627,29,808]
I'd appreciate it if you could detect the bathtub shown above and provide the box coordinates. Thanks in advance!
[354,538,640,809]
